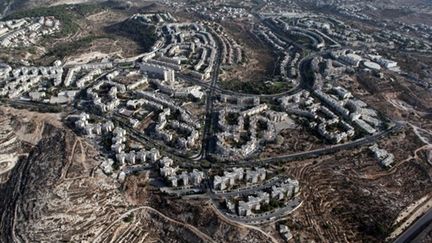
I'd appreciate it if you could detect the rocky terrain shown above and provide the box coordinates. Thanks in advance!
[1,0,432,242]
[0,109,278,242]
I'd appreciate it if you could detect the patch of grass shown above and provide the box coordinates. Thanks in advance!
[104,18,157,52]
[255,199,285,213]
[220,79,292,95]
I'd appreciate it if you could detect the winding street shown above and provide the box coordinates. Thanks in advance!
[394,208,432,243]
[207,202,280,243]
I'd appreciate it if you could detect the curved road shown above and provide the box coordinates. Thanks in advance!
[92,206,217,243]
[219,121,404,168]
[394,208,432,243]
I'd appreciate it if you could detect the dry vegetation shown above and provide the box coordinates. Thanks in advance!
[279,126,432,242]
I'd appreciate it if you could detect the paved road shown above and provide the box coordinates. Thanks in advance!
[207,201,280,243]
[198,41,222,160]
[8,99,63,111]
[216,197,303,224]
[394,208,432,243]
[220,121,404,168]
[178,74,302,99]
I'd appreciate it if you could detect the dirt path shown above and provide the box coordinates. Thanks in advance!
[358,144,432,181]
[92,206,217,243]
[208,202,280,243]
